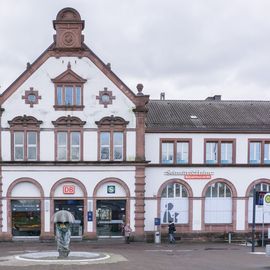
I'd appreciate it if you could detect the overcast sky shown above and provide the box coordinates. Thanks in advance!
[1,0,270,100]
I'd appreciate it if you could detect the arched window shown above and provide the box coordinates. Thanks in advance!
[205,182,232,224]
[160,183,188,224]
[248,182,270,224]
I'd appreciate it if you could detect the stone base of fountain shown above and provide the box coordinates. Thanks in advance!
[16,251,110,262]
[0,251,127,266]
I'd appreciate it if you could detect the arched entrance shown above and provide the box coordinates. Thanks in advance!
[93,178,130,238]
[50,178,87,238]
[7,178,44,238]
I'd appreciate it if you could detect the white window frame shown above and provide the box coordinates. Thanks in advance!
[57,132,67,161]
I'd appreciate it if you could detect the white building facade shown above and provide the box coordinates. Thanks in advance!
[0,8,269,241]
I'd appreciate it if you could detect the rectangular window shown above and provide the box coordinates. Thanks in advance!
[14,132,24,161]
[249,142,261,164]
[75,86,81,106]
[176,142,189,164]
[264,142,270,164]
[205,139,235,165]
[161,142,174,164]
[206,142,218,164]
[55,85,83,108]
[221,142,233,164]
[27,132,37,160]
[57,132,67,161]
[100,132,110,160]
[65,86,73,105]
[56,86,63,105]
[113,132,123,160]
[70,132,80,161]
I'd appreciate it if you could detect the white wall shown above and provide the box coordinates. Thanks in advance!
[145,133,270,164]
[1,56,137,161]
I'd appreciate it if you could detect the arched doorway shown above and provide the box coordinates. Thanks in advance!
[50,178,87,238]
[7,178,44,238]
[93,178,130,238]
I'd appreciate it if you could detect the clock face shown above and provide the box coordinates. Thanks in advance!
[28,94,36,103]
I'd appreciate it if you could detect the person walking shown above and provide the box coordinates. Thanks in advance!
[124,223,132,244]
[168,221,176,244]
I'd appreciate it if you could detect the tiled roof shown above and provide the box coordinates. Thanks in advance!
[146,100,270,132]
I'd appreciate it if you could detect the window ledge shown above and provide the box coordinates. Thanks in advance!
[54,105,85,111]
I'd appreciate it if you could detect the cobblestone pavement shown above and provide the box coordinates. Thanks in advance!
[0,240,269,270]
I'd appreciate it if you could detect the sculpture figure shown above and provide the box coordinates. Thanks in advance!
[53,210,75,258]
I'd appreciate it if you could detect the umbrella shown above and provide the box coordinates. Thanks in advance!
[53,210,75,223]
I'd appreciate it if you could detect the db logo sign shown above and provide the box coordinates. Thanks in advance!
[63,185,75,194]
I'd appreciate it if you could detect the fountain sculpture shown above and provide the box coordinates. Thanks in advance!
[53,210,75,258]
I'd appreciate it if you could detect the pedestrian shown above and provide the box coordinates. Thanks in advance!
[124,223,132,244]
[168,221,176,244]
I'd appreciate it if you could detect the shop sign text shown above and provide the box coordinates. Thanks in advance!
[164,170,214,180]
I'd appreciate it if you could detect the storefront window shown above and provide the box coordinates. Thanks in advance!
[161,183,188,224]
[11,199,41,236]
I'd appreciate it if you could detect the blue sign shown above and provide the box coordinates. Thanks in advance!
[87,211,93,221]
[154,218,161,226]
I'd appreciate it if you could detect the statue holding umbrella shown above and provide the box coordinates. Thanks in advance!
[53,210,75,258]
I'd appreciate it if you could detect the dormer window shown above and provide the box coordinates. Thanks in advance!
[52,62,86,110]
[56,85,82,106]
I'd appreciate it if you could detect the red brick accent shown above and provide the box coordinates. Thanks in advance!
[201,178,237,232]
[134,166,146,238]
[22,87,41,108]
[53,8,84,49]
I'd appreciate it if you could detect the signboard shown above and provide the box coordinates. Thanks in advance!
[87,211,93,222]
[63,185,75,194]
[164,170,214,179]
[154,218,161,226]
[107,185,115,194]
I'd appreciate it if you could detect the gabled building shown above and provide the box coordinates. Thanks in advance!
[0,7,270,241]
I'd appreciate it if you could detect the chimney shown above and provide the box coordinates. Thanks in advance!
[160,92,165,100]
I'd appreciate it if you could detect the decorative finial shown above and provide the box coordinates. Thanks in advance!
[136,83,144,96]
[106,63,111,70]
[26,62,31,70]
[67,62,71,69]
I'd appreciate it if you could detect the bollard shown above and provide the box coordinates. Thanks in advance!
[228,232,232,244]
[155,231,161,244]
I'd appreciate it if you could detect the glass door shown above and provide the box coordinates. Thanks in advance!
[96,200,126,237]
[54,200,84,237]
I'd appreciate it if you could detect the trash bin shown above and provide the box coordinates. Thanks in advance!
[155,231,161,244]
[266,245,270,256]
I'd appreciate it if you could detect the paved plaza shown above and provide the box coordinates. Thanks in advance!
[0,240,269,270]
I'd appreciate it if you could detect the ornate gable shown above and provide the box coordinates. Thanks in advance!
[51,62,86,84]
